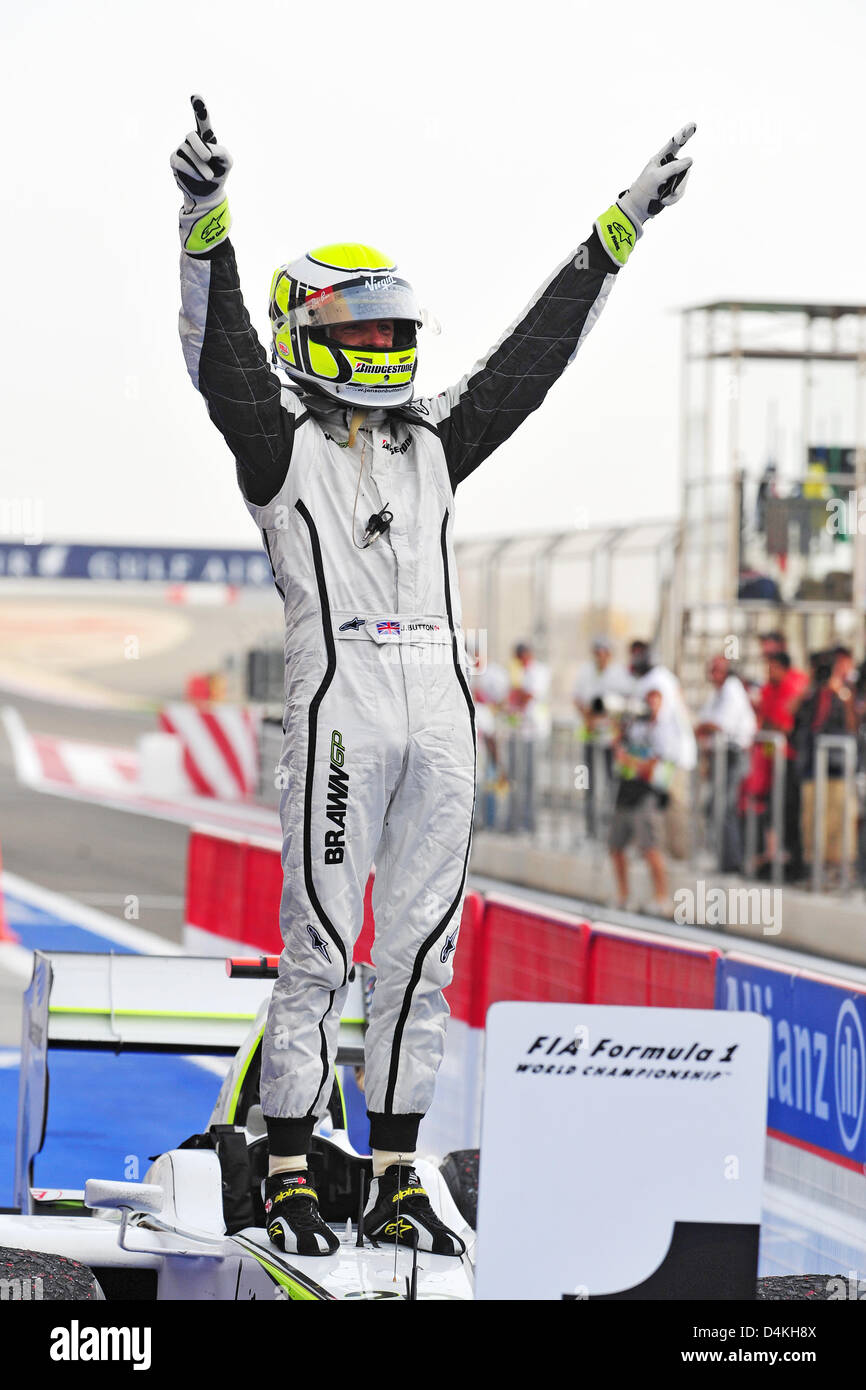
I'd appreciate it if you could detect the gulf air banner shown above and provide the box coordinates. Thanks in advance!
[717,954,866,1169]
[0,541,272,586]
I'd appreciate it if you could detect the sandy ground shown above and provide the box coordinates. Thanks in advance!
[0,588,282,707]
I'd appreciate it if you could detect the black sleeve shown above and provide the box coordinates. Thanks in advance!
[415,229,619,489]
[179,240,306,505]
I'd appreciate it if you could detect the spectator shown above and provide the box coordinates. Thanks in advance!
[628,640,697,860]
[573,637,633,726]
[507,642,551,737]
[628,641,697,770]
[695,655,756,872]
[609,688,680,917]
[755,461,778,534]
[573,637,632,838]
[759,630,787,659]
[738,568,781,602]
[752,649,808,878]
[758,631,809,708]
[796,646,858,877]
[505,642,551,832]
[831,644,856,690]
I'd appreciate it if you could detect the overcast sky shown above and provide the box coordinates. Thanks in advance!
[3,0,865,548]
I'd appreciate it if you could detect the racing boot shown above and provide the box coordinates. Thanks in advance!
[364,1164,466,1257]
[263,1172,340,1257]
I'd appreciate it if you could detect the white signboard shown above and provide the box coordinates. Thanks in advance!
[476,1004,770,1301]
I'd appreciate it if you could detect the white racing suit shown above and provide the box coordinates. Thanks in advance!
[179,231,620,1154]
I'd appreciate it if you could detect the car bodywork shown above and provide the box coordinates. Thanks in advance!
[1,951,475,1300]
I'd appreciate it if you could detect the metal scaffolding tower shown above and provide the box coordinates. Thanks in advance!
[675,299,866,691]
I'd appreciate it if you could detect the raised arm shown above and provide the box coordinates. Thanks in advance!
[418,125,696,489]
[171,96,303,506]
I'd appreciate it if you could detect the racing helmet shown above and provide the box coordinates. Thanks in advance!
[269,242,423,407]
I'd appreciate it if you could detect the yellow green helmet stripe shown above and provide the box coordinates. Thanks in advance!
[307,243,396,273]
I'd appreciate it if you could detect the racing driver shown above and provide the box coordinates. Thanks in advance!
[171,96,696,1258]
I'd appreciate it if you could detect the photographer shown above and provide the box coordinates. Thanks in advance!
[608,688,681,916]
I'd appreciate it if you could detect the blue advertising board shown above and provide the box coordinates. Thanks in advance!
[0,542,273,587]
[716,957,866,1168]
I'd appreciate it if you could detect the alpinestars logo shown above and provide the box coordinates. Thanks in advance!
[385,1218,413,1238]
[440,927,459,964]
[307,923,332,962]
[339,616,366,631]
[605,218,634,253]
[199,207,228,244]
[324,729,349,864]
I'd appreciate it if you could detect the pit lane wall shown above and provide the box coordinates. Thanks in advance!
[185,827,866,1251]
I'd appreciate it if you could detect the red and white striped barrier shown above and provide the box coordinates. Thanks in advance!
[29,733,138,794]
[159,703,259,801]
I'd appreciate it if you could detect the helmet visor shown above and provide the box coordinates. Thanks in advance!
[286,276,422,331]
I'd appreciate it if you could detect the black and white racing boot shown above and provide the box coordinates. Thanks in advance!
[262,1172,340,1257]
[364,1164,466,1257]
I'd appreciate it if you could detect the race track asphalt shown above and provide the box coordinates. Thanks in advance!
[0,696,189,943]
[0,695,191,1046]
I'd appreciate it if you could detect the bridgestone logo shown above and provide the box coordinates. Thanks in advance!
[353,362,411,374]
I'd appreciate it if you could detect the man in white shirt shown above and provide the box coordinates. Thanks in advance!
[696,657,757,750]
[695,655,756,872]
[628,641,697,771]
[572,637,633,722]
[508,643,552,740]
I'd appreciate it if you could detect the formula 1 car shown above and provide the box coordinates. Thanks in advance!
[0,951,477,1300]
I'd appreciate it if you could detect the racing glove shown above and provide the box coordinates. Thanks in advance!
[170,94,233,255]
[595,123,696,268]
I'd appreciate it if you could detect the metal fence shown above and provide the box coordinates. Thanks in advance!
[475,719,865,896]
[250,651,865,897]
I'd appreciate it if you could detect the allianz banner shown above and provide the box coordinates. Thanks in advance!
[0,542,273,587]
[716,956,866,1168]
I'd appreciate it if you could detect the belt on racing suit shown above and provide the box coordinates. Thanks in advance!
[332,612,454,645]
